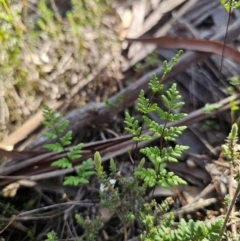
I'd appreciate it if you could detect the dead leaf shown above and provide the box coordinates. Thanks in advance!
[126,36,240,64]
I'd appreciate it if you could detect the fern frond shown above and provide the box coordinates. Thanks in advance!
[60,131,72,146]
[140,147,161,165]
[149,74,164,93]
[143,116,163,137]
[157,171,187,188]
[171,50,184,66]
[63,176,89,186]
[63,159,94,186]
[42,105,94,187]
[42,105,62,126]
[51,157,72,168]
[163,218,224,241]
[67,143,84,160]
[161,145,189,162]
[137,90,157,114]
[134,167,157,187]
[44,143,63,152]
[55,120,69,133]
[166,112,187,122]
[161,83,182,110]
[77,159,94,177]
[42,131,58,139]
[133,134,152,142]
[155,106,167,120]
[124,112,142,136]
[163,126,187,141]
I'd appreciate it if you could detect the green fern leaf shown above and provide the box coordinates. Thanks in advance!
[133,135,152,142]
[161,83,182,110]
[42,131,57,139]
[167,113,187,122]
[172,101,185,109]
[161,94,172,109]
[124,112,142,136]
[143,116,163,137]
[44,143,63,152]
[51,157,72,168]
[77,159,94,178]
[157,171,186,187]
[63,176,89,186]
[148,73,164,93]
[161,145,189,162]
[155,106,167,120]
[67,143,84,160]
[163,126,187,141]
[60,131,72,146]
[55,120,69,133]
[137,90,157,114]
[135,168,157,187]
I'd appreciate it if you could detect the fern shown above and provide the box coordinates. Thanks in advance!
[162,50,183,77]
[125,74,188,188]
[124,112,142,137]
[220,0,240,12]
[46,231,58,241]
[88,51,225,241]
[41,105,94,186]
[151,218,224,241]
[139,201,223,241]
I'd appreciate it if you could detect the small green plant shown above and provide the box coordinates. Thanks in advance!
[45,230,58,241]
[140,209,223,241]
[125,50,188,190]
[89,52,223,241]
[42,105,94,186]
[218,123,240,240]
[45,51,225,240]
[220,0,240,11]
[93,78,224,239]
[125,79,188,189]
[75,213,103,241]
[95,152,144,240]
[27,230,35,240]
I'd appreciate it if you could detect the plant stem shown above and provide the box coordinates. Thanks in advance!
[123,223,128,241]
[218,182,240,240]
